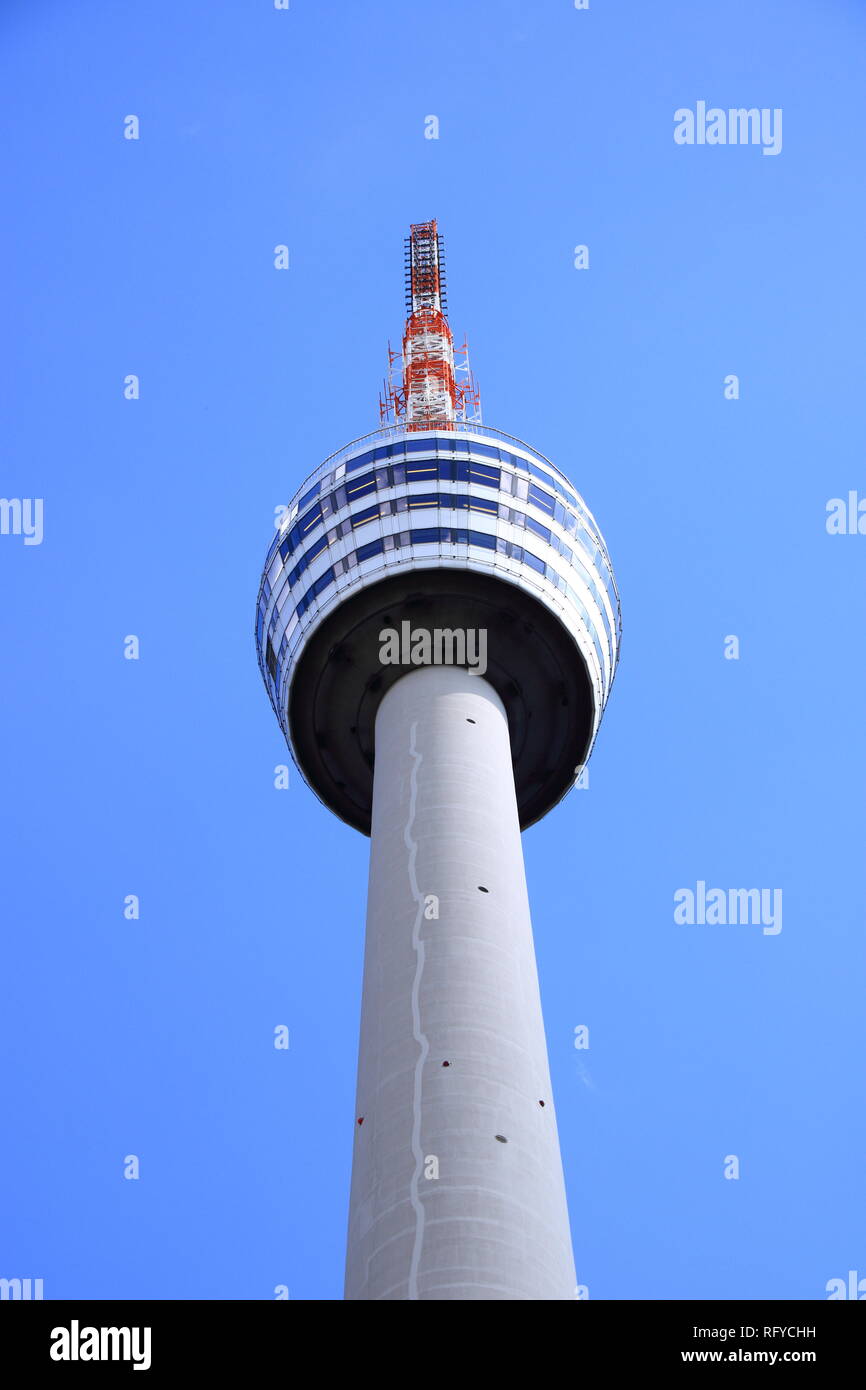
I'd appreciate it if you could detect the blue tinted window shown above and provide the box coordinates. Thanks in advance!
[469,495,498,516]
[555,479,578,506]
[295,566,336,619]
[566,587,606,674]
[299,503,323,536]
[471,443,500,461]
[526,515,551,542]
[468,462,500,486]
[305,533,328,565]
[523,548,546,574]
[346,448,376,473]
[346,472,377,500]
[298,483,319,510]
[279,539,290,563]
[468,530,496,550]
[406,438,435,453]
[351,502,384,527]
[290,541,326,584]
[407,493,439,509]
[410,527,441,544]
[405,462,438,482]
[357,539,384,563]
[528,483,555,516]
[576,526,597,560]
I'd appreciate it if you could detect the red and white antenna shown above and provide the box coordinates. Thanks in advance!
[379,220,481,431]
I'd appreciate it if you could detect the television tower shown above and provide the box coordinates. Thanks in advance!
[256,221,620,1300]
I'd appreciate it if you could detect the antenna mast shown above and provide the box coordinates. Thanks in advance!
[380,220,481,431]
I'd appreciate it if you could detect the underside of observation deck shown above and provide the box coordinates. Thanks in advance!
[287,567,595,834]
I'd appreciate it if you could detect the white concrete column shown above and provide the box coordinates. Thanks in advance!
[344,664,576,1300]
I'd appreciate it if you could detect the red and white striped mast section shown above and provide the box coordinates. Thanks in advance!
[380,219,480,432]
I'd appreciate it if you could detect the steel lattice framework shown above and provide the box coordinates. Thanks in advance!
[380,219,481,431]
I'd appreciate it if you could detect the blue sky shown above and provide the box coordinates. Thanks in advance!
[2,0,864,1300]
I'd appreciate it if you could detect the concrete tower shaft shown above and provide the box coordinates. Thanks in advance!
[346,666,577,1300]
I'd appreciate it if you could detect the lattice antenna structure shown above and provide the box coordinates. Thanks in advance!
[454,338,482,424]
[379,220,481,431]
[379,340,404,424]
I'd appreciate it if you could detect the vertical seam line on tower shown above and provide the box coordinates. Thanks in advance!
[404,718,428,1301]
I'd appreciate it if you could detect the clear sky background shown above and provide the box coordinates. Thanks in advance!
[2,0,864,1301]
